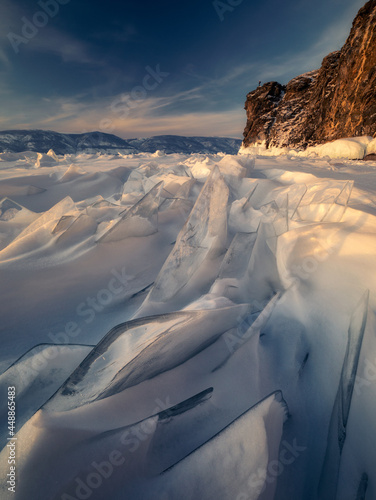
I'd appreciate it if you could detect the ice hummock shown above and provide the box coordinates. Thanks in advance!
[0,148,376,500]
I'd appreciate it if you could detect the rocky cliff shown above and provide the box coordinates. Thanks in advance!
[243,0,376,149]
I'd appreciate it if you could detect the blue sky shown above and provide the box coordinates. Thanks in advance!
[0,0,366,138]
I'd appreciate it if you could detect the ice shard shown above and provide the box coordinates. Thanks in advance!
[14,196,77,241]
[143,173,192,199]
[52,215,75,234]
[159,178,195,213]
[96,181,163,242]
[209,231,258,302]
[0,389,214,500]
[45,303,251,412]
[322,181,354,223]
[0,199,39,250]
[259,199,289,238]
[59,164,87,182]
[237,155,256,177]
[56,214,98,245]
[0,198,22,220]
[278,183,307,219]
[86,198,123,222]
[218,232,258,280]
[0,344,92,447]
[212,214,282,307]
[86,388,216,476]
[292,180,351,223]
[0,198,36,222]
[146,388,224,475]
[218,292,281,367]
[149,392,289,500]
[318,290,369,500]
[138,167,229,307]
[241,222,283,305]
[106,165,132,182]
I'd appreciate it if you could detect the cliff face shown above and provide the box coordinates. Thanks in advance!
[243,0,376,149]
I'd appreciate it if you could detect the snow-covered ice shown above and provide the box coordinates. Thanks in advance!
[0,147,376,499]
[240,135,376,161]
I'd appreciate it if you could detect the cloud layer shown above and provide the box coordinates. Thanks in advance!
[0,0,366,138]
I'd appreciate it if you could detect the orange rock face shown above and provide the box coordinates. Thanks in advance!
[243,0,376,149]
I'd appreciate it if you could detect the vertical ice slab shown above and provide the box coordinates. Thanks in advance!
[13,196,77,241]
[318,290,369,500]
[322,181,354,223]
[55,214,98,246]
[52,215,75,234]
[146,388,216,475]
[218,232,258,280]
[0,344,92,448]
[210,231,258,302]
[139,167,229,307]
[150,392,289,500]
[292,180,352,223]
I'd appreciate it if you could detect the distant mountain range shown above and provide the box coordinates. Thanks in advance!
[0,130,241,155]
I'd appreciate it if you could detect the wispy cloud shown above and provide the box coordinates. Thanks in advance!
[56,108,245,138]
[0,0,365,139]
[25,27,105,65]
[0,90,244,138]
[0,0,102,67]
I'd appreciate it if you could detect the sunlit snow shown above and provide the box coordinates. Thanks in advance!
[1,145,376,499]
